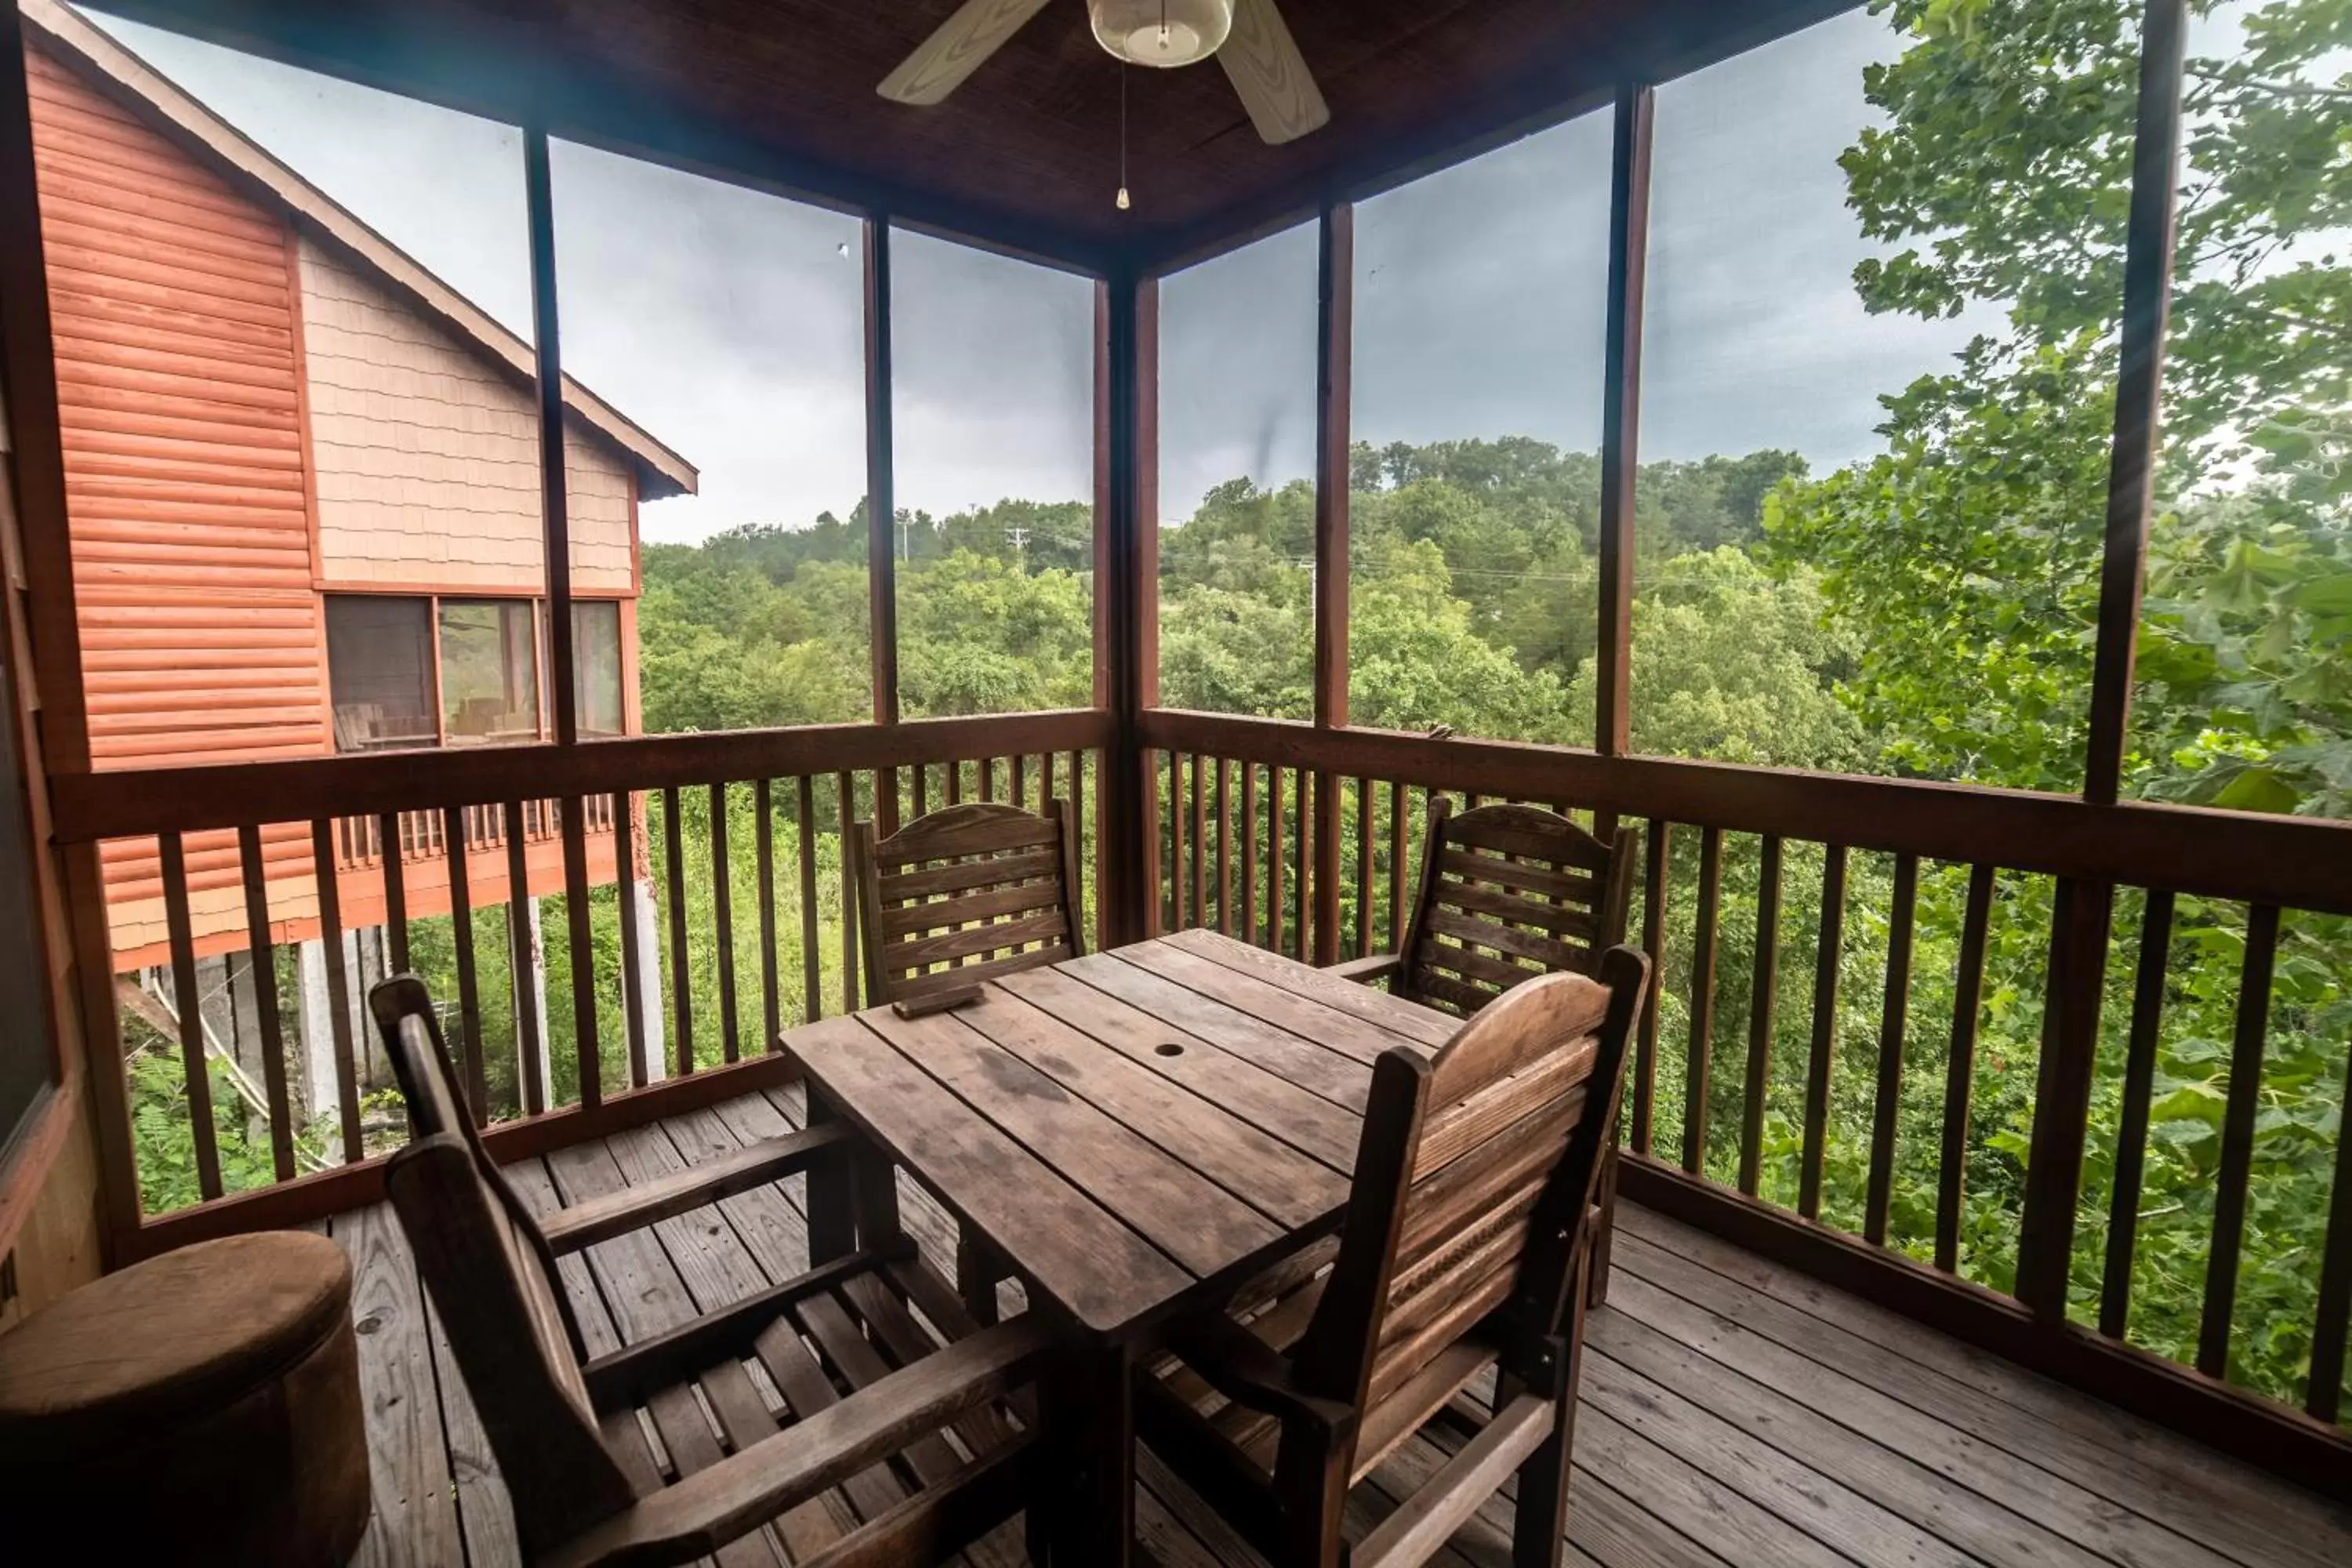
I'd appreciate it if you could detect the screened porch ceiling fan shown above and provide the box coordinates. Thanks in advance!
[878,0,1331,146]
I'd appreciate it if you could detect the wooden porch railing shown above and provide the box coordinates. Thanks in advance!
[53,709,1112,1258]
[1138,707,2352,1495]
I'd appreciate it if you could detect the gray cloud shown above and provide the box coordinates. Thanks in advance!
[94,4,1987,542]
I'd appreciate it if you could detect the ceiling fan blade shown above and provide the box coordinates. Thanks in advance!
[878,0,1055,106]
[1220,0,1330,144]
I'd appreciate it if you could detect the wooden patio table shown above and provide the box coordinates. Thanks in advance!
[784,927,1458,1566]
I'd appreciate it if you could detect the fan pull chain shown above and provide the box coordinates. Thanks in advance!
[1116,64,1131,210]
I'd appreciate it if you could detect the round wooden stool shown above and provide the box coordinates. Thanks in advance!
[0,1229,370,1566]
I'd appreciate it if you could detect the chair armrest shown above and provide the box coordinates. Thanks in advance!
[1326,953,1401,987]
[541,1125,851,1255]
[1165,1308,1356,1438]
[545,1317,1054,1568]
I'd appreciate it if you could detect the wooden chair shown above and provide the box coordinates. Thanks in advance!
[1331,799,1632,1017]
[853,798,1084,1009]
[369,975,1053,1568]
[851,798,1086,1324]
[1135,947,1650,1568]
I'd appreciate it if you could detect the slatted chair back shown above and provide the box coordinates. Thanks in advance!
[1291,947,1648,1477]
[855,799,1085,1006]
[372,976,638,1552]
[1396,799,1632,1017]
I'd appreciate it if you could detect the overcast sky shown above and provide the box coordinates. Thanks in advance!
[89,3,1990,542]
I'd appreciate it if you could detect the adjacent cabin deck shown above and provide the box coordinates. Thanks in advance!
[325,1082,2352,1568]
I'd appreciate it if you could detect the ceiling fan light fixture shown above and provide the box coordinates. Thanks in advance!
[1087,0,1233,67]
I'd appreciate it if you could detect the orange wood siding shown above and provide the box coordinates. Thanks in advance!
[27,44,327,771]
[25,44,629,966]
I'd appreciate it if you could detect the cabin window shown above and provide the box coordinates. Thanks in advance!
[325,595,437,753]
[572,600,624,738]
[439,600,542,745]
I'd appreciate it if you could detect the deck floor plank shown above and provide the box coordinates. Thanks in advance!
[322,1088,2352,1568]
[333,1203,465,1568]
[1616,1205,2352,1568]
[1613,1226,2318,1568]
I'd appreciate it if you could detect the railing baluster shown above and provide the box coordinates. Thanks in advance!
[1386,779,1406,952]
[946,759,963,806]
[1190,751,1207,929]
[757,779,781,1054]
[662,786,694,1076]
[837,771,860,1014]
[1632,820,1670,1160]
[1011,753,1026,811]
[1354,775,1373,960]
[2201,902,2281,1377]
[159,832,223,1199]
[2101,887,2174,1336]
[979,756,996,803]
[913,760,929,817]
[1798,842,1845,1219]
[1738,834,1783,1197]
[710,781,739,1064]
[1217,758,1234,938]
[1936,863,1998,1272]
[1864,851,1919,1246]
[797,775,821,1023]
[1040,751,1058,815]
[1242,764,1261,947]
[1681,826,1722,1175]
[1069,749,1089,946]
[505,800,544,1115]
[438,806,488,1124]
[378,809,408,971]
[1268,767,1287,957]
[1293,768,1311,961]
[614,791,649,1086]
[1167,750,1185,931]
[2311,1025,2352,1421]
[236,823,295,1181]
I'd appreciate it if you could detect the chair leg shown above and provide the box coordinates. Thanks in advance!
[1586,1143,1619,1308]
[1518,1250,1595,1568]
[957,1231,1002,1327]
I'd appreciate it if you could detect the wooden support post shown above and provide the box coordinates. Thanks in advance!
[865,219,901,840]
[523,129,579,750]
[1098,272,1157,948]
[2084,0,2186,804]
[1595,82,1653,766]
[1311,203,1352,967]
[2016,877,2116,1321]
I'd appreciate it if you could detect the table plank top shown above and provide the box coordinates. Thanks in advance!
[786,930,1457,1341]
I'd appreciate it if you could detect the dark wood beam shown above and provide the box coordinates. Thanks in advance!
[2084,0,2187,804]
[1594,84,1652,761]
[524,128,579,749]
[1311,203,1352,964]
[1097,272,1157,947]
[864,218,902,835]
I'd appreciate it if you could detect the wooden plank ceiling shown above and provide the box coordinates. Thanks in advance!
[86,0,1834,268]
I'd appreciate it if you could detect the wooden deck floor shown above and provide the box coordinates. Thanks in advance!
[328,1083,2352,1568]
